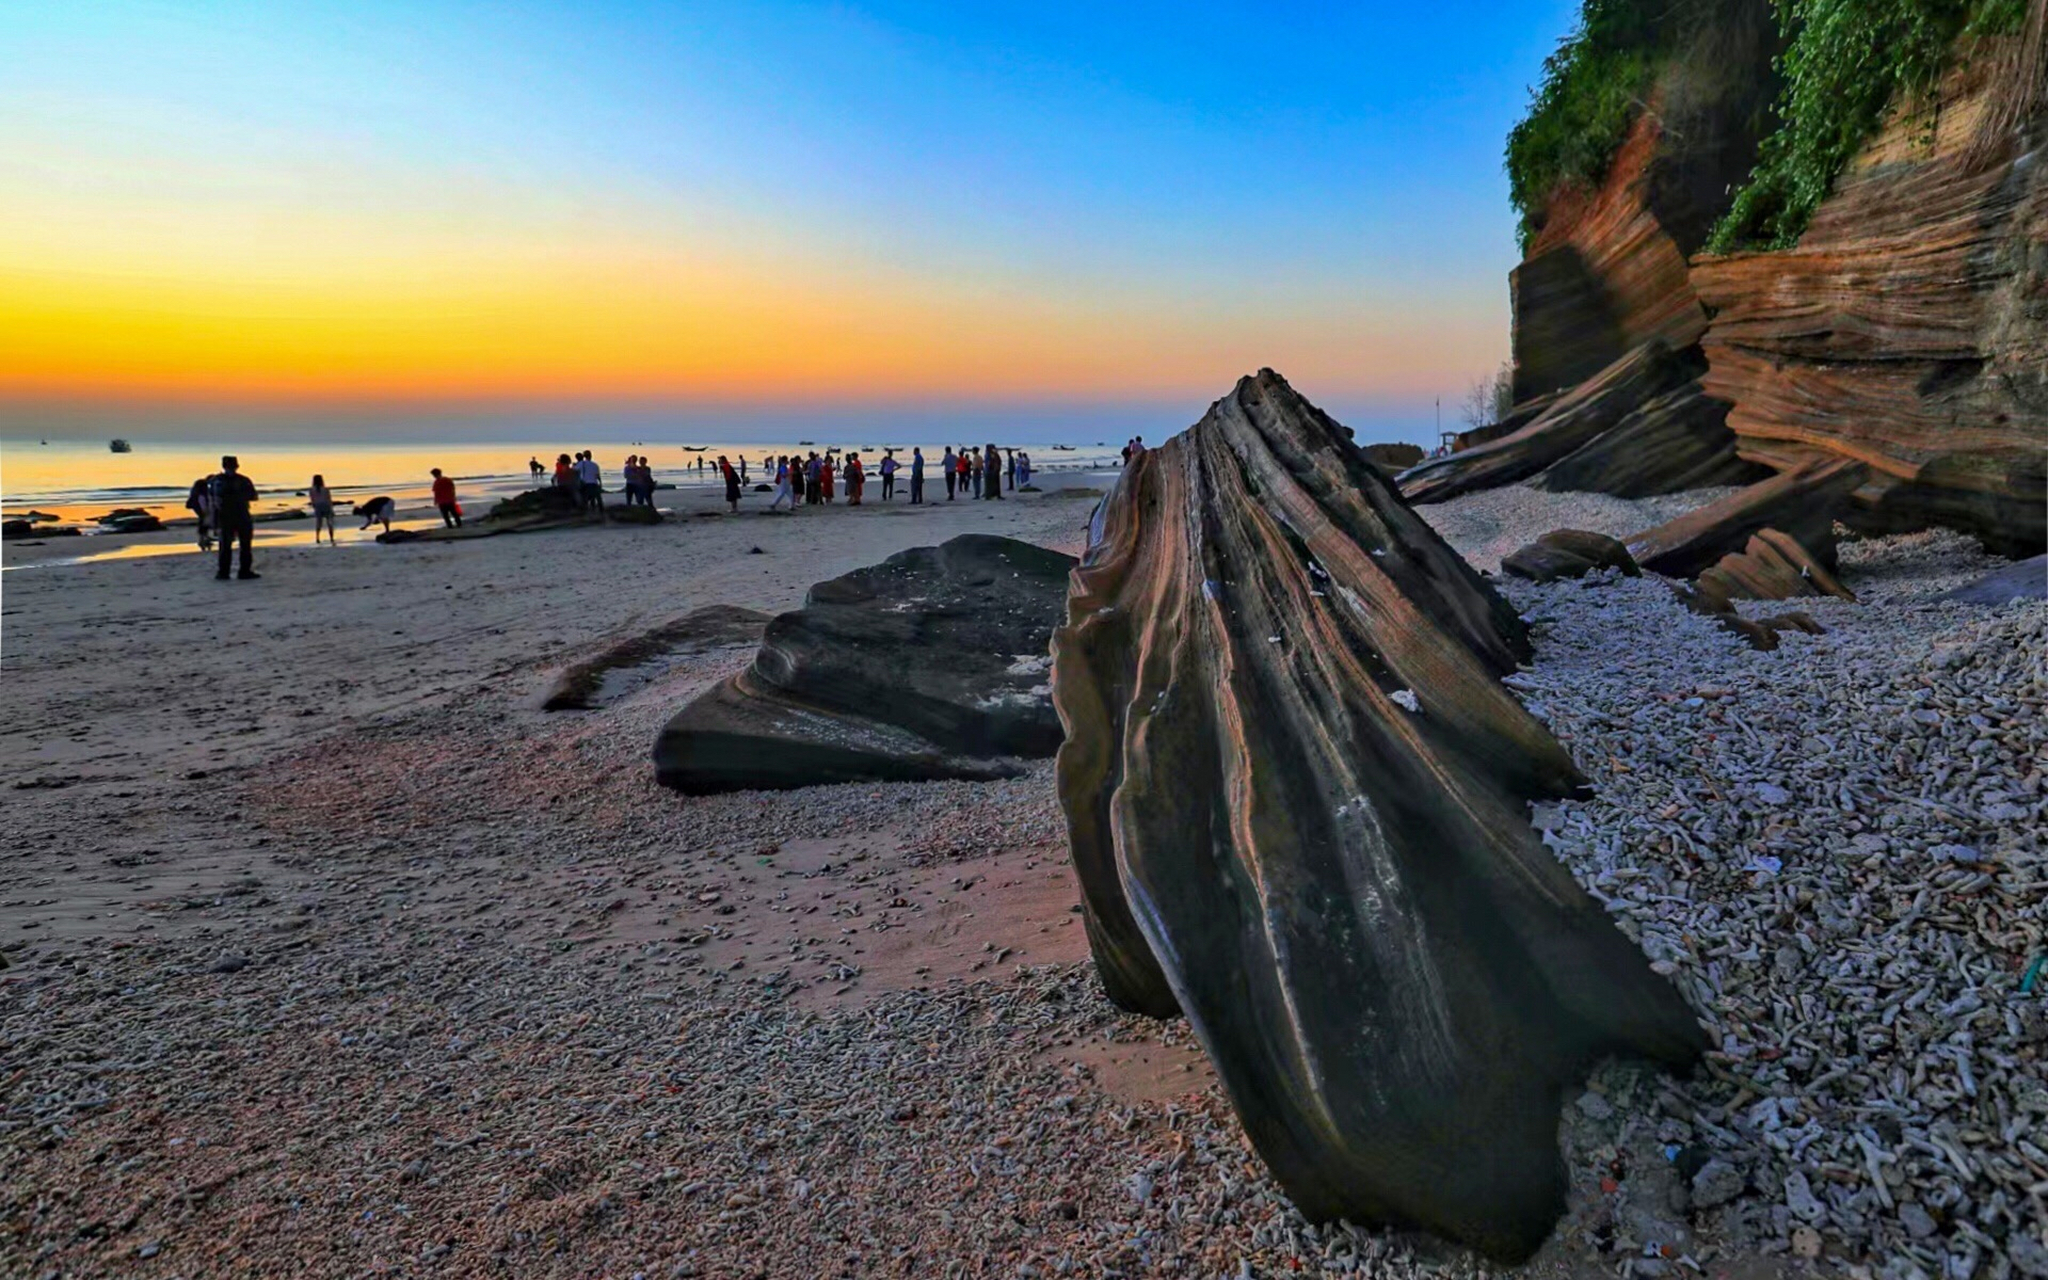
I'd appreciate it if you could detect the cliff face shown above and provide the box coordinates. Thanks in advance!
[1691,31,2048,555]
[1497,3,2047,557]
[1511,0,1782,401]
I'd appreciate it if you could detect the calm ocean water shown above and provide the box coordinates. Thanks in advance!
[1,437,1128,520]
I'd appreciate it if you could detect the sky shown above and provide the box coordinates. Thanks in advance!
[0,0,1581,444]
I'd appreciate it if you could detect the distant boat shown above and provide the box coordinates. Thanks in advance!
[797,440,816,446]
[682,446,708,452]
[108,438,132,453]
[1051,444,1076,451]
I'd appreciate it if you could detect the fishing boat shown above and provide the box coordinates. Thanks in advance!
[109,438,132,453]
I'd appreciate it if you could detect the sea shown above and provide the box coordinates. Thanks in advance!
[0,436,1131,525]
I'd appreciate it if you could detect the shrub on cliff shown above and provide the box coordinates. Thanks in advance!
[1506,0,2026,254]
[1705,0,2026,250]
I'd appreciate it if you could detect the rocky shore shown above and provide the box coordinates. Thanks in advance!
[2,479,2042,1277]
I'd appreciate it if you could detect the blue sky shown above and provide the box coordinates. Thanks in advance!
[1,0,1583,444]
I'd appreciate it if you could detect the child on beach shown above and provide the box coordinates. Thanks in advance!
[309,475,336,545]
[430,468,462,527]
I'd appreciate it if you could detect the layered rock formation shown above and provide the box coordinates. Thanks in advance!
[1052,370,1705,1261]
[1690,29,2048,556]
[654,536,1073,794]
[1499,7,2045,555]
[1400,342,1710,503]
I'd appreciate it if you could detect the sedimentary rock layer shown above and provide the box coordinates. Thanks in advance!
[1626,456,1868,578]
[1400,342,1699,505]
[1690,30,2048,556]
[1052,369,1706,1261]
[654,535,1073,793]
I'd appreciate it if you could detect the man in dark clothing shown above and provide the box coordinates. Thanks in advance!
[211,455,259,580]
[909,448,925,504]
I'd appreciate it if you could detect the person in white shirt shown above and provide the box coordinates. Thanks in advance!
[574,452,604,519]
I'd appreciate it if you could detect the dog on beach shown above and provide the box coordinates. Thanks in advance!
[353,496,395,532]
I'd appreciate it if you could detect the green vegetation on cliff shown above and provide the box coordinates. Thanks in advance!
[1707,0,2025,249]
[1507,0,2026,253]
[1504,0,1682,250]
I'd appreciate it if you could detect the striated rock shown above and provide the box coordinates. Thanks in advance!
[1052,369,1706,1261]
[1360,441,1425,473]
[654,536,1073,794]
[1502,529,1642,583]
[1451,391,1562,452]
[1936,555,2048,606]
[1512,4,1784,402]
[1401,342,1699,505]
[1625,456,1867,578]
[544,606,770,711]
[1690,34,2048,556]
[1693,528,1855,614]
[1531,382,1770,497]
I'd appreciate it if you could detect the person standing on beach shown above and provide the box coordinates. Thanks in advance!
[1005,449,1017,492]
[575,451,604,519]
[430,468,462,527]
[185,476,215,552]
[845,452,865,505]
[968,448,982,499]
[910,448,926,504]
[1016,450,1032,488]
[941,447,957,500]
[879,451,898,501]
[984,444,1004,499]
[719,455,741,513]
[308,474,337,545]
[529,456,545,485]
[210,455,259,580]
[769,456,795,512]
[820,453,836,503]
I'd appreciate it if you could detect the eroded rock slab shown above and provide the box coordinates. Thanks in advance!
[654,535,1074,794]
[1626,456,1868,578]
[1398,342,1698,505]
[1052,368,1706,1261]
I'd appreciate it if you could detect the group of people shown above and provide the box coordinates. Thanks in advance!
[543,452,612,517]
[757,444,1030,513]
[182,456,460,579]
[180,438,1059,581]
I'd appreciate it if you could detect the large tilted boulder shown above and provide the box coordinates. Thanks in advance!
[1052,369,1706,1261]
[653,535,1074,794]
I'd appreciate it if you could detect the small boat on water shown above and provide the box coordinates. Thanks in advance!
[797,440,816,446]
[109,438,133,452]
[1051,444,1076,451]
[682,446,708,452]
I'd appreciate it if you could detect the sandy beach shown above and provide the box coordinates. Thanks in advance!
[2,475,2042,1278]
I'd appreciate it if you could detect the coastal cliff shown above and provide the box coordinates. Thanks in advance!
[1460,0,2046,557]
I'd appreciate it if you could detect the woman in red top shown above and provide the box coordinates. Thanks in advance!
[820,455,836,503]
[845,453,865,505]
[430,467,462,528]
